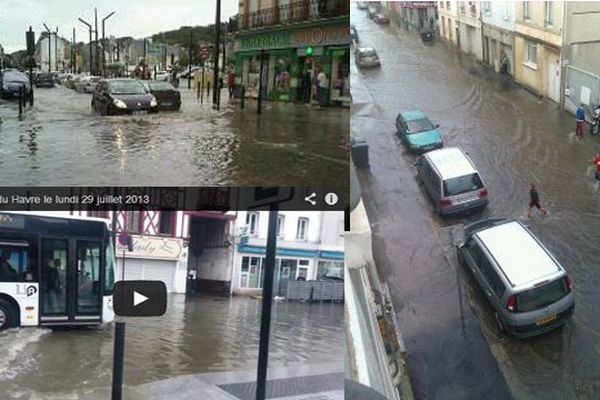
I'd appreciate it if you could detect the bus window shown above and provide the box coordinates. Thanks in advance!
[41,239,68,315]
[105,242,116,295]
[0,243,29,282]
[77,241,101,314]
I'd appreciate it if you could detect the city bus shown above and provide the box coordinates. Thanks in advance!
[0,212,116,330]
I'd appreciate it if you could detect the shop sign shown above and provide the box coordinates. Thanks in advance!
[239,25,349,51]
[118,235,184,260]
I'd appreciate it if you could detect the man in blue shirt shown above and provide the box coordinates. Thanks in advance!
[576,103,586,140]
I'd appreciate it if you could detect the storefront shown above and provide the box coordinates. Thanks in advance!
[233,245,345,296]
[234,19,350,106]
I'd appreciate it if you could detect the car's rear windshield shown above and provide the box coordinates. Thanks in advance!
[149,81,174,91]
[109,81,146,94]
[443,173,483,196]
[516,278,568,312]
[407,118,435,133]
[360,49,377,57]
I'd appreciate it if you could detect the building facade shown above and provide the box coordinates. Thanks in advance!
[562,2,600,113]
[36,33,70,72]
[481,1,516,74]
[385,2,438,32]
[232,211,344,297]
[0,43,5,69]
[233,0,350,106]
[439,1,482,60]
[514,1,564,103]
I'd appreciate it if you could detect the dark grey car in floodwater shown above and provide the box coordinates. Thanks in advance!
[91,78,159,115]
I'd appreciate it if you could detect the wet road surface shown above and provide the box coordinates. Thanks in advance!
[0,85,348,186]
[0,295,344,399]
[352,6,600,400]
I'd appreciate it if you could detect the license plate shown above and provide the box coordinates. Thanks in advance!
[535,314,557,326]
[162,102,171,106]
[132,110,147,115]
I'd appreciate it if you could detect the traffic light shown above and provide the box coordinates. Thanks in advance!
[305,46,314,57]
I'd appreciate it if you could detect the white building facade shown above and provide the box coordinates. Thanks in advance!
[38,34,68,72]
[481,1,516,74]
[439,1,483,60]
[232,211,345,297]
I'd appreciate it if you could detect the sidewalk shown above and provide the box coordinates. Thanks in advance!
[127,362,343,400]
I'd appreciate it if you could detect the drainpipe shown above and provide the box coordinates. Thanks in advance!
[559,1,568,110]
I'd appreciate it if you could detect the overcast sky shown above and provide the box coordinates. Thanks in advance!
[0,0,238,53]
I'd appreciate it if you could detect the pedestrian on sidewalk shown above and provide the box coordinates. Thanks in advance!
[317,69,329,107]
[576,103,586,140]
[527,183,549,218]
[227,67,235,99]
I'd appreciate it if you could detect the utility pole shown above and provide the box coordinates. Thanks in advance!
[213,0,221,105]
[94,8,99,75]
[72,27,76,73]
[102,11,116,77]
[54,27,58,73]
[188,30,193,89]
[78,17,93,74]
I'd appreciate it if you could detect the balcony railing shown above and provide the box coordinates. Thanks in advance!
[238,0,349,31]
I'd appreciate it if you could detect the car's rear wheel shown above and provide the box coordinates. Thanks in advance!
[0,299,18,331]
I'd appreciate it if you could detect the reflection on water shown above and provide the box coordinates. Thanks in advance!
[0,295,344,398]
[0,87,348,186]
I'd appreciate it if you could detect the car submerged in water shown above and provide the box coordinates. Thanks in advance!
[0,69,32,100]
[91,79,158,115]
[141,80,181,111]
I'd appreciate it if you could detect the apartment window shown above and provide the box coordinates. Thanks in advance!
[276,214,285,238]
[126,211,140,233]
[296,217,308,240]
[246,212,259,234]
[446,1,451,10]
[441,16,446,36]
[159,211,175,235]
[483,2,491,15]
[544,1,553,26]
[523,2,531,20]
[525,41,538,66]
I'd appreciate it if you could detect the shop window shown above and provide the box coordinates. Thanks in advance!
[331,50,350,100]
[240,256,264,288]
[274,58,291,96]
[317,261,344,280]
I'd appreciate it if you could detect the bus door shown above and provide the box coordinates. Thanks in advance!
[40,238,103,325]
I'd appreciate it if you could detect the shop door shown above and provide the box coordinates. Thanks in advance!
[277,259,297,297]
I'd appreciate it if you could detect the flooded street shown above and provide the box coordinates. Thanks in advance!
[0,86,348,186]
[352,6,600,400]
[0,295,344,399]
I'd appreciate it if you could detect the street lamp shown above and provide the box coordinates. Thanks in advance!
[78,17,93,74]
[102,11,115,77]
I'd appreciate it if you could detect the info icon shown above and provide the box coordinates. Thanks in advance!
[113,281,167,317]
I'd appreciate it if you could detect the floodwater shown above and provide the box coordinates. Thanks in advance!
[0,85,348,186]
[0,295,344,399]
[353,5,600,400]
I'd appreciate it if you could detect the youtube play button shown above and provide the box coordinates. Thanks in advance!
[113,281,167,317]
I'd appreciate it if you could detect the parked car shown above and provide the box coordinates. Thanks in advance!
[367,5,380,18]
[91,79,159,115]
[395,110,443,153]
[141,81,181,111]
[76,76,101,93]
[355,47,380,68]
[416,147,488,216]
[350,25,359,43]
[457,218,574,338]
[66,74,81,89]
[0,69,32,100]
[35,72,55,88]
[154,71,169,81]
[373,13,390,25]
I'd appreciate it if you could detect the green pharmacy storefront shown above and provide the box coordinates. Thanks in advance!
[234,19,350,106]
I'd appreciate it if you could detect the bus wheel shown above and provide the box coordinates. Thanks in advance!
[0,299,17,330]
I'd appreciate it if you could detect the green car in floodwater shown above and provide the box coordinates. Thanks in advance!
[395,110,443,153]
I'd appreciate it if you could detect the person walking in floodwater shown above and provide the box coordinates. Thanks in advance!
[527,183,549,218]
[576,103,586,140]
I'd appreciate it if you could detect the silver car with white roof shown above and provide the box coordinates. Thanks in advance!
[458,218,574,338]
[416,147,488,216]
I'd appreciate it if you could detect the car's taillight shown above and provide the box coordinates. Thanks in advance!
[479,189,488,198]
[440,198,452,208]
[506,295,517,312]
[565,276,572,292]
